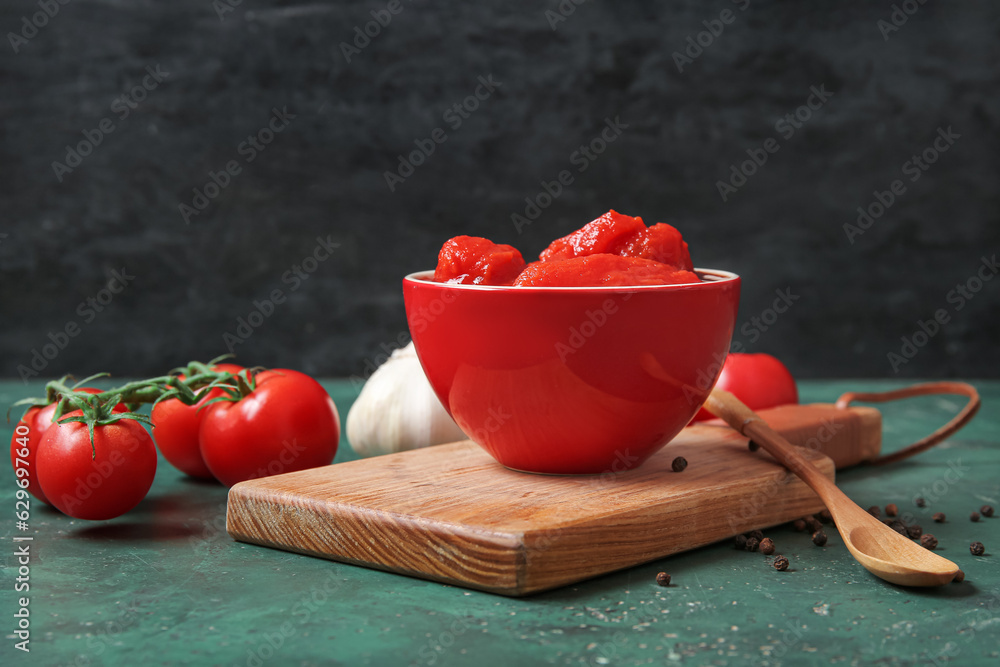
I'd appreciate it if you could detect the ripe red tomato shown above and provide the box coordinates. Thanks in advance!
[692,353,799,422]
[36,417,157,520]
[199,369,340,487]
[10,388,125,505]
[150,363,243,480]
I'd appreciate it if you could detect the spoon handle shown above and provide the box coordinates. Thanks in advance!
[704,390,854,513]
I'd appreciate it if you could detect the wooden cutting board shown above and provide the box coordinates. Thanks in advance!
[227,403,881,596]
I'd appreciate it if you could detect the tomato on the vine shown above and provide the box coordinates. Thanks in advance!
[692,353,799,422]
[150,363,243,480]
[199,369,340,487]
[36,417,157,520]
[10,388,125,505]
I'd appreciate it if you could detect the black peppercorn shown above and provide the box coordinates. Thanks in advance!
[889,520,907,535]
[906,524,923,539]
[734,534,748,550]
[982,505,995,518]
[745,537,760,552]
[920,534,938,550]
[793,519,807,532]
[812,531,827,547]
[748,529,764,542]
[970,542,985,557]
[953,570,965,583]
[671,456,687,472]
[971,512,981,522]
[818,509,833,524]
[914,497,926,508]
[656,572,671,586]
[748,440,760,452]
[885,503,898,517]
[933,512,946,523]
[759,538,776,555]
[805,517,822,533]
[773,555,789,571]
[867,506,881,519]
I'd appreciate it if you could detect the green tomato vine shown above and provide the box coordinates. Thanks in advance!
[8,355,254,458]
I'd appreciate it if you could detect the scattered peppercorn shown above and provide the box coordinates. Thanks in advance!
[970,542,985,557]
[656,572,671,586]
[793,519,807,532]
[773,555,789,571]
[915,497,926,508]
[818,509,833,524]
[867,506,881,519]
[734,534,748,550]
[759,538,776,555]
[748,440,760,452]
[885,503,898,517]
[953,570,965,583]
[746,537,760,552]
[749,529,764,542]
[981,505,994,518]
[971,512,981,522]
[812,531,828,547]
[906,525,923,539]
[920,534,938,550]
[671,456,687,473]
[805,517,822,533]
[933,512,946,523]
[889,520,907,535]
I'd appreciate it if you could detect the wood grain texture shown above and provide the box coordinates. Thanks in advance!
[227,404,881,596]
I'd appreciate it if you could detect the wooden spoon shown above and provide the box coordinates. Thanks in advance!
[704,388,959,587]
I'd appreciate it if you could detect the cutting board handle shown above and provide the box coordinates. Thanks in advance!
[835,381,980,466]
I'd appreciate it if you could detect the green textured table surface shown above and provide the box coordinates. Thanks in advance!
[2,380,998,667]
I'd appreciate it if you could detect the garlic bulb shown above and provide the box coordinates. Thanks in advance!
[347,342,467,457]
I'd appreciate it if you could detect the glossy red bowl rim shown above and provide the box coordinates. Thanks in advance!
[403,267,740,291]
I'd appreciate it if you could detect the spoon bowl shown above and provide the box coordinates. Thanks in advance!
[843,512,958,587]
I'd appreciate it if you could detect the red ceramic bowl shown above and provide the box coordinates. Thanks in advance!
[402,269,741,474]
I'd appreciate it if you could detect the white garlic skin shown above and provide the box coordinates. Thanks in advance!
[346,342,467,457]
